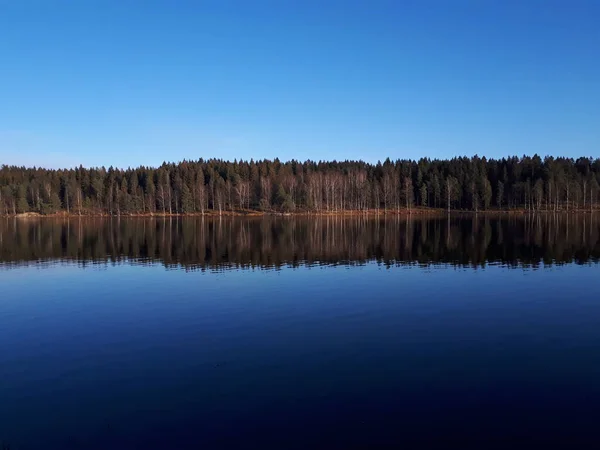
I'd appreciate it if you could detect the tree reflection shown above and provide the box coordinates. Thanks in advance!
[1,214,599,270]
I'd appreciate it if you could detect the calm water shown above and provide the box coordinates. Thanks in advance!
[1,215,600,448]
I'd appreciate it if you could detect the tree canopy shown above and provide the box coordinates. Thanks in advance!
[1,155,599,215]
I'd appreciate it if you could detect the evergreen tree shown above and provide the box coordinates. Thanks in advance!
[16,185,29,213]
[181,183,194,213]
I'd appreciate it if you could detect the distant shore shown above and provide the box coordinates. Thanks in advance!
[3,208,598,219]
[7,209,439,219]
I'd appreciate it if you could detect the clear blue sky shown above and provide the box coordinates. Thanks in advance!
[1,0,599,169]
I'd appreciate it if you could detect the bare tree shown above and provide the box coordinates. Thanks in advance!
[324,174,333,212]
[283,175,297,207]
[75,187,83,216]
[226,180,233,211]
[404,176,413,212]
[533,179,544,211]
[382,173,392,212]
[307,173,325,212]
[393,173,401,213]
[260,176,272,211]
[235,180,250,211]
[214,179,224,216]
[158,184,167,214]
[166,172,172,215]
[373,180,381,214]
[195,178,206,215]
[445,176,457,213]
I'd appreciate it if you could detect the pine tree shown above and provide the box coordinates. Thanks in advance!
[181,183,194,213]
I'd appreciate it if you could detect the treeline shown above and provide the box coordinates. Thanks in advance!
[1,155,600,215]
[1,215,599,270]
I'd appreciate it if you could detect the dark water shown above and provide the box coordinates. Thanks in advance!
[1,215,600,449]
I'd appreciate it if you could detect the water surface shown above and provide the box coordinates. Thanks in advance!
[1,215,600,448]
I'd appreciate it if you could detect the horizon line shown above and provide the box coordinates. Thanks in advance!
[3,153,600,172]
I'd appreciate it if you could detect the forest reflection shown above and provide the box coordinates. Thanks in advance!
[1,214,600,270]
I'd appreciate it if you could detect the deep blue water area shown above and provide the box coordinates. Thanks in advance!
[1,215,600,448]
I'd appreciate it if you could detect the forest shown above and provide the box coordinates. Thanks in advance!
[1,155,600,215]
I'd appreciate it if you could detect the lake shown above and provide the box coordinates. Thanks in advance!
[1,215,600,449]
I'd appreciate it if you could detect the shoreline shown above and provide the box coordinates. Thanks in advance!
[3,208,598,219]
[6,209,440,219]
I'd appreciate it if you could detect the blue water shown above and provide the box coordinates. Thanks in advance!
[1,217,600,448]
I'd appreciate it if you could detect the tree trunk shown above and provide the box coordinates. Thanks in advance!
[446,179,451,213]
